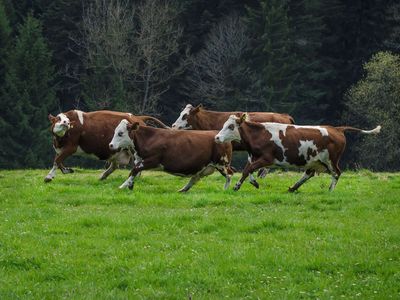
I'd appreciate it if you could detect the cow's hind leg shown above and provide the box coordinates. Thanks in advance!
[257,168,269,179]
[179,166,215,192]
[329,164,341,191]
[100,161,117,180]
[216,165,234,190]
[288,169,315,192]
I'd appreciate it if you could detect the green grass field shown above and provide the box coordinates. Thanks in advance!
[0,169,399,299]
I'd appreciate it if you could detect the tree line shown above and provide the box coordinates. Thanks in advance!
[0,0,399,170]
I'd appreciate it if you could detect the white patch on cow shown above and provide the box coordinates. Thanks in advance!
[172,104,193,129]
[119,176,134,189]
[298,140,318,162]
[75,110,84,125]
[263,123,288,164]
[45,163,57,181]
[215,115,241,143]
[53,113,71,137]
[110,119,134,150]
[262,123,329,137]
[133,153,143,168]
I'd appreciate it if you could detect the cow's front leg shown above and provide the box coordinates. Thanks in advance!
[244,156,260,189]
[100,161,117,180]
[119,156,159,190]
[44,146,77,182]
[234,158,269,191]
[44,163,58,182]
[55,146,77,174]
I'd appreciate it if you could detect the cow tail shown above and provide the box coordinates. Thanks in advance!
[142,116,170,129]
[335,125,381,135]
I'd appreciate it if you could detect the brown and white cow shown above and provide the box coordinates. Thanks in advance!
[172,104,295,181]
[109,119,233,192]
[215,114,381,192]
[45,110,168,182]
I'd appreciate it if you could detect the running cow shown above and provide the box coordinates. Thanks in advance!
[172,104,295,180]
[215,114,381,192]
[109,120,234,192]
[45,110,168,182]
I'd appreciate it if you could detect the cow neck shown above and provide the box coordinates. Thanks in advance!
[131,126,156,155]
[239,121,265,152]
[192,109,230,130]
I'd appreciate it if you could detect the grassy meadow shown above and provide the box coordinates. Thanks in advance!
[0,169,399,299]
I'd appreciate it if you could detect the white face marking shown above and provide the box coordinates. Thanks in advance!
[53,113,71,137]
[109,119,134,150]
[215,115,241,143]
[172,104,193,129]
[75,110,84,125]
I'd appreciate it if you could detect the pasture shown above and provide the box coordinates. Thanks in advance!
[0,169,399,299]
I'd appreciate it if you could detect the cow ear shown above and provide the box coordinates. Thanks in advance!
[192,104,202,114]
[48,114,56,122]
[127,122,140,132]
[238,113,248,125]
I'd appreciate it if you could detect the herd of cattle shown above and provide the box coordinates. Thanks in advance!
[45,105,381,192]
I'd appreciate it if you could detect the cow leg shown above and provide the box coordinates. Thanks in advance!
[44,146,77,182]
[288,169,315,192]
[55,146,77,174]
[99,161,117,180]
[234,158,269,191]
[329,164,341,191]
[44,163,58,182]
[120,156,159,190]
[216,165,234,190]
[257,168,269,179]
[179,166,215,192]
[178,176,201,193]
[244,156,260,189]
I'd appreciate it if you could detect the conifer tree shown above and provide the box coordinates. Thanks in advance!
[245,0,297,113]
[0,14,56,168]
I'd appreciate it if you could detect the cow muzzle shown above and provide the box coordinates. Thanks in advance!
[215,136,223,144]
[109,143,118,151]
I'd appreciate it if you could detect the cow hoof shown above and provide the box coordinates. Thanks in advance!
[128,184,134,190]
[99,176,106,181]
[44,176,53,183]
[62,168,74,174]
[250,181,259,189]
[288,187,296,193]
[233,184,240,191]
[178,188,188,193]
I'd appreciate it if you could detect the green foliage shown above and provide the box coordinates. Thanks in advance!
[0,14,56,168]
[245,0,297,113]
[344,52,400,171]
[0,170,399,298]
[0,0,11,84]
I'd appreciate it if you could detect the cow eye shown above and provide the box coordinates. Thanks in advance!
[118,132,123,137]
[228,124,234,130]
[182,114,187,120]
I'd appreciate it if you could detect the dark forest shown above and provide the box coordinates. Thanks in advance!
[0,0,399,170]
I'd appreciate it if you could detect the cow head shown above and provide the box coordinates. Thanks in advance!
[109,119,139,151]
[215,113,248,143]
[49,113,71,137]
[171,104,202,130]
